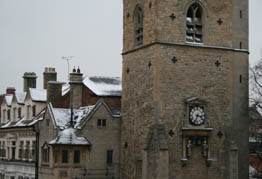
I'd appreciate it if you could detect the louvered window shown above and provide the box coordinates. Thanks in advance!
[134,5,143,46]
[186,3,203,43]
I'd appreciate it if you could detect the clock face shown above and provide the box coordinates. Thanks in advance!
[189,106,205,125]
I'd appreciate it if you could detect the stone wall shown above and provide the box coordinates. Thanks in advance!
[121,0,249,178]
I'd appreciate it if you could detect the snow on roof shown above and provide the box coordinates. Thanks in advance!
[49,127,90,146]
[0,108,45,129]
[62,83,70,96]
[29,88,46,102]
[249,137,257,143]
[5,94,13,106]
[52,105,95,129]
[83,76,122,96]
[15,92,26,104]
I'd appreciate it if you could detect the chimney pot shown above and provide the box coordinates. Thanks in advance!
[6,87,16,95]
[43,67,57,89]
[23,72,37,92]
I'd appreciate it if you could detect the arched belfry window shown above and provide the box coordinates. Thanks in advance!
[134,5,143,46]
[186,3,203,43]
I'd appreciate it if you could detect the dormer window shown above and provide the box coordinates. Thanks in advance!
[134,5,144,46]
[186,3,203,43]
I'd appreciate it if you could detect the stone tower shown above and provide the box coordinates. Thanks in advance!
[121,0,249,179]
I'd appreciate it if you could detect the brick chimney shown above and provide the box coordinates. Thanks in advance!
[43,67,57,89]
[69,67,83,108]
[47,81,64,108]
[6,87,16,95]
[23,72,37,92]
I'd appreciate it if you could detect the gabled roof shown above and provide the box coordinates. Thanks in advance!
[83,76,122,97]
[48,103,95,130]
[0,108,45,129]
[76,99,118,129]
[4,94,13,106]
[47,100,120,147]
[62,83,70,96]
[12,92,27,105]
[28,88,46,102]
[49,127,90,146]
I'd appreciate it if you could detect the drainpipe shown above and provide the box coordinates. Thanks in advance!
[32,125,39,179]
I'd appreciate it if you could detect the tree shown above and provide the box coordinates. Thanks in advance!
[250,60,262,178]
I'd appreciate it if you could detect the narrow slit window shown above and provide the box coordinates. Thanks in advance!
[134,5,144,46]
[186,3,203,43]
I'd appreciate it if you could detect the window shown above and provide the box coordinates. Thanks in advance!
[25,141,30,159]
[18,107,21,118]
[46,118,49,126]
[97,119,107,127]
[42,147,49,163]
[134,5,143,46]
[26,105,30,119]
[0,142,2,158]
[186,3,203,43]
[12,146,16,160]
[7,109,10,120]
[62,150,68,163]
[2,110,6,122]
[19,141,23,159]
[54,150,58,163]
[2,142,5,158]
[13,108,16,120]
[74,150,80,164]
[32,105,36,117]
[11,141,16,160]
[107,150,113,164]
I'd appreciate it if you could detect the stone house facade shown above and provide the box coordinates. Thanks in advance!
[121,0,249,179]
[37,100,121,179]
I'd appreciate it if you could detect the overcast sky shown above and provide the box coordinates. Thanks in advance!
[0,0,261,94]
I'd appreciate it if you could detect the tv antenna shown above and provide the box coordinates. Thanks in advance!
[62,56,74,80]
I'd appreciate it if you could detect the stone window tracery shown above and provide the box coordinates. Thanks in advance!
[186,3,203,43]
[134,5,144,46]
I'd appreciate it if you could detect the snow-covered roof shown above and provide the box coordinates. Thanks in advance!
[62,83,70,96]
[15,92,27,104]
[49,128,90,146]
[83,76,122,96]
[29,88,46,102]
[249,137,257,143]
[5,94,13,106]
[50,105,95,130]
[0,108,45,128]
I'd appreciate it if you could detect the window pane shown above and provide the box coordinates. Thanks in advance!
[74,150,80,164]
[62,150,68,163]
[107,150,113,164]
[102,119,106,126]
